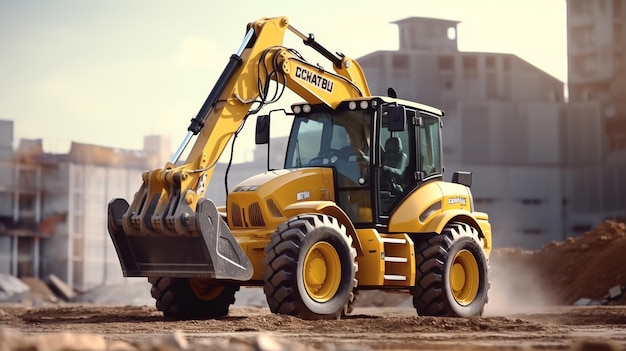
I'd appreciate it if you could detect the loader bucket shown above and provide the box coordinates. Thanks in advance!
[107,197,253,281]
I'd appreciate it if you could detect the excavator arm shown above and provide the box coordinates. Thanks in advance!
[107,16,370,280]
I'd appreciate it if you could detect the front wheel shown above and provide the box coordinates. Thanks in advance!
[411,222,489,317]
[262,214,357,320]
[149,277,239,319]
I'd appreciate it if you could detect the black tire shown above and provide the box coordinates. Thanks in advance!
[262,214,357,320]
[148,277,239,319]
[411,222,489,317]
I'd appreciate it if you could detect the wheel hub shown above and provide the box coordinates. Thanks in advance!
[450,249,479,306]
[303,241,341,302]
[189,278,225,301]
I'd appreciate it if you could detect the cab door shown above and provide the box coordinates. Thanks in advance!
[375,106,444,223]
[376,106,419,220]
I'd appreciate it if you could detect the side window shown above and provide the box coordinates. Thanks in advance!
[419,115,442,177]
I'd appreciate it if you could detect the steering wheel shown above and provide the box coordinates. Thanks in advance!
[308,149,340,166]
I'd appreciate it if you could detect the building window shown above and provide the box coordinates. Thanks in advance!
[73,237,84,257]
[392,54,409,70]
[437,56,454,70]
[463,56,478,79]
[572,54,597,76]
[570,0,592,15]
[571,25,594,49]
[462,56,478,71]
[474,197,497,204]
[73,193,84,213]
[519,198,545,205]
[485,56,496,69]
[18,168,37,189]
[73,214,84,235]
[18,193,36,212]
[522,228,543,235]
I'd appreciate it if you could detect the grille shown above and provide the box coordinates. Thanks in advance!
[230,203,243,227]
[248,202,265,226]
[266,199,283,218]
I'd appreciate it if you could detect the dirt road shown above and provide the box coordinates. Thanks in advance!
[2,220,625,350]
[1,304,625,350]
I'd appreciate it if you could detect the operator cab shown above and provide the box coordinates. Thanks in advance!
[259,96,444,228]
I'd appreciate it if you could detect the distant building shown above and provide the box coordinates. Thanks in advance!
[565,0,626,233]
[358,17,566,248]
[0,120,170,291]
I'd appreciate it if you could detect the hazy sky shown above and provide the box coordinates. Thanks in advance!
[0,0,566,158]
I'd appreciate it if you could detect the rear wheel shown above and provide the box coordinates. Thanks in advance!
[262,214,357,320]
[411,222,489,317]
[148,277,239,319]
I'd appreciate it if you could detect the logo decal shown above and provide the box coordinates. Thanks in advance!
[448,196,467,205]
[295,67,334,93]
[297,191,310,201]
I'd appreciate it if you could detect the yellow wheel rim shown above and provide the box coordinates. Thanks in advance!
[189,278,225,301]
[303,241,341,302]
[450,249,480,306]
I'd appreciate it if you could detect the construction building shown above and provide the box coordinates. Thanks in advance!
[564,0,626,233]
[358,17,567,248]
[0,120,170,291]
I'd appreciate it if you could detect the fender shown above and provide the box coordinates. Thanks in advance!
[283,201,363,255]
[422,209,479,235]
[414,209,492,255]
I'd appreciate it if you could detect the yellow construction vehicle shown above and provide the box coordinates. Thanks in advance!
[107,16,492,320]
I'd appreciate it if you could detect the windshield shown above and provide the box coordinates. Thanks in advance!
[285,109,372,173]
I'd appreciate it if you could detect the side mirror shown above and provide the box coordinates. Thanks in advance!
[387,106,406,132]
[255,115,270,145]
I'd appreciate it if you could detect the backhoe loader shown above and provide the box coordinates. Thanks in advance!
[107,16,493,320]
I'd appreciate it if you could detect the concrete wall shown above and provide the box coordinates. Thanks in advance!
[35,159,150,290]
[452,164,564,249]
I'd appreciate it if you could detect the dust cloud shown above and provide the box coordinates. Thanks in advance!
[484,249,558,316]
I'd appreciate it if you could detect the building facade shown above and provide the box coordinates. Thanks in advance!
[358,17,566,248]
[564,0,626,234]
[0,120,170,291]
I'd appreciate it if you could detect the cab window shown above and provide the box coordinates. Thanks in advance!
[419,114,442,177]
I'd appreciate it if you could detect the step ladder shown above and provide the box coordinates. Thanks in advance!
[380,235,413,284]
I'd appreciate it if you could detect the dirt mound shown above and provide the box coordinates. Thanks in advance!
[491,219,626,306]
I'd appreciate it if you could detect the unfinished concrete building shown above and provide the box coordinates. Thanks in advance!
[564,0,626,232]
[0,120,170,291]
[358,17,567,248]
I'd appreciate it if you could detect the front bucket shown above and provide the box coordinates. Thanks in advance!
[107,198,253,280]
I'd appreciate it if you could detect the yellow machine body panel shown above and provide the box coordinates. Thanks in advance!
[227,168,335,230]
[389,180,492,257]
